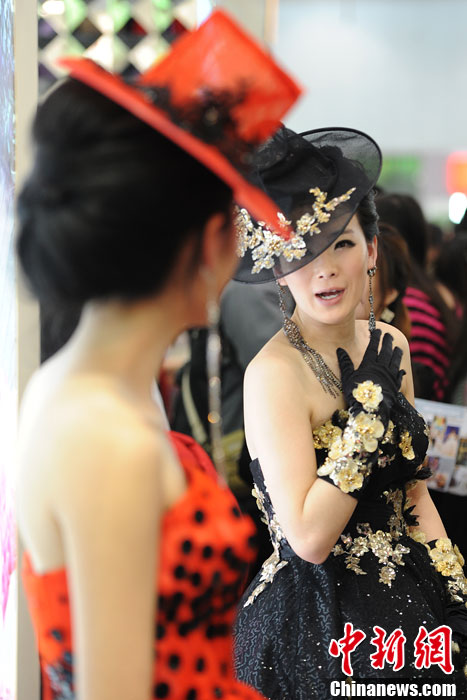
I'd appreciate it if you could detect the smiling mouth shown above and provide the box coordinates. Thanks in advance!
[316,289,344,300]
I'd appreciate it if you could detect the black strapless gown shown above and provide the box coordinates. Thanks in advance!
[234,395,467,699]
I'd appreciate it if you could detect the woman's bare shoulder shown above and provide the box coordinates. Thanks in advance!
[375,320,410,352]
[245,328,305,391]
[18,370,173,500]
[355,319,410,354]
[355,319,413,402]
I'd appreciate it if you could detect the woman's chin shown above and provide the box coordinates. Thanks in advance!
[354,302,369,321]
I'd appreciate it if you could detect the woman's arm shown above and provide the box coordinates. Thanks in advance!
[407,480,448,540]
[244,350,357,564]
[50,403,174,700]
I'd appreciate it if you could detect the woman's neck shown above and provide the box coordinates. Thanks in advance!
[54,290,188,403]
[292,308,359,357]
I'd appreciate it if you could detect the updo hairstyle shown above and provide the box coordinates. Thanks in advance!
[17,79,233,306]
[356,189,379,243]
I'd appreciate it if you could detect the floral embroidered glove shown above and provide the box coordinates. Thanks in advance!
[337,329,404,428]
[426,537,467,674]
[316,330,404,499]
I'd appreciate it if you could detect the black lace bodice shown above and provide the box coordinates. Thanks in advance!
[246,393,430,594]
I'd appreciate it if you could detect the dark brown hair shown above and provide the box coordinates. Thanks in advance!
[375,223,412,339]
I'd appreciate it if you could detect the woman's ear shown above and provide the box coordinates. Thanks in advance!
[200,210,238,295]
[201,212,235,271]
[383,287,398,308]
[367,235,378,270]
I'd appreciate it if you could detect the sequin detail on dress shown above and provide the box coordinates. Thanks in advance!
[243,485,288,607]
[234,394,467,698]
[331,489,411,586]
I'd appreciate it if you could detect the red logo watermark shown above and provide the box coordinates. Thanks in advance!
[328,624,453,674]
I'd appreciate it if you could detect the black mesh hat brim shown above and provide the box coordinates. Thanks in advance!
[234,127,382,283]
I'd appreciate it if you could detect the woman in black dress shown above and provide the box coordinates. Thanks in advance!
[233,126,467,698]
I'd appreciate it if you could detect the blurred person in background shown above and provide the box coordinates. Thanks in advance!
[426,233,467,561]
[435,232,467,403]
[356,222,412,339]
[376,193,458,402]
[425,222,444,275]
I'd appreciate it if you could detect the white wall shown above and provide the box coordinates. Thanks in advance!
[15,0,41,698]
[274,0,467,154]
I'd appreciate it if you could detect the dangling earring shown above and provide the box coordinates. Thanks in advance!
[380,306,395,323]
[201,267,227,481]
[276,279,289,322]
[367,266,377,332]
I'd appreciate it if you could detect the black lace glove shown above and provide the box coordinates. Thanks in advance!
[316,330,404,500]
[426,538,467,675]
[336,329,405,428]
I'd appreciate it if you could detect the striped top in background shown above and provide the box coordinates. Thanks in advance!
[403,286,450,402]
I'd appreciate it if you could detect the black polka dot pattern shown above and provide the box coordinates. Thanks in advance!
[23,433,264,700]
[169,654,180,670]
[155,682,170,698]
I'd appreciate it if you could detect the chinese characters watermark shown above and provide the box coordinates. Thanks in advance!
[328,623,453,675]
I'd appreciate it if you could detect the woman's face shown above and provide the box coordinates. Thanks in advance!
[281,215,377,327]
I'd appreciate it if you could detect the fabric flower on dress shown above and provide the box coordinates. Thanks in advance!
[313,420,343,450]
[424,537,467,605]
[410,530,428,545]
[333,462,364,493]
[399,431,416,460]
[332,496,411,587]
[352,380,383,412]
[318,410,383,493]
[245,484,289,607]
[454,544,465,568]
[429,538,464,578]
[382,420,396,445]
[353,412,385,453]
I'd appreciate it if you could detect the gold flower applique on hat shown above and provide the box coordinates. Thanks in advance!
[236,186,356,274]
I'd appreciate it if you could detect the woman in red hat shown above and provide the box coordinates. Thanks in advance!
[16,12,300,700]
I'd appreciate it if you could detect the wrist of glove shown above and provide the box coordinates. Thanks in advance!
[427,538,467,672]
[337,329,405,429]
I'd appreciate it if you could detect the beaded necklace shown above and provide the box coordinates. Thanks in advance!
[277,283,342,398]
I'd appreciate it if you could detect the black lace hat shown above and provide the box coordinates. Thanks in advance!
[234,126,382,282]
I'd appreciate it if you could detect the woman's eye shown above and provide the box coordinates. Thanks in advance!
[335,239,355,249]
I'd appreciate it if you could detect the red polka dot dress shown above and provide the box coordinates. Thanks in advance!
[22,432,264,700]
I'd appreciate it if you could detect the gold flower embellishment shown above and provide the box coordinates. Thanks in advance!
[335,462,364,493]
[235,186,356,275]
[352,380,383,412]
[399,431,415,460]
[353,411,385,453]
[318,458,364,493]
[313,420,343,450]
[429,538,465,578]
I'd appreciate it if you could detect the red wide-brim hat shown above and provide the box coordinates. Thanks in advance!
[58,9,302,235]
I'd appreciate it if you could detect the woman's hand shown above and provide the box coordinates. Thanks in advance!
[337,328,405,426]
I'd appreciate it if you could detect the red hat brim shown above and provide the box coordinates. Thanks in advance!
[58,10,302,235]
